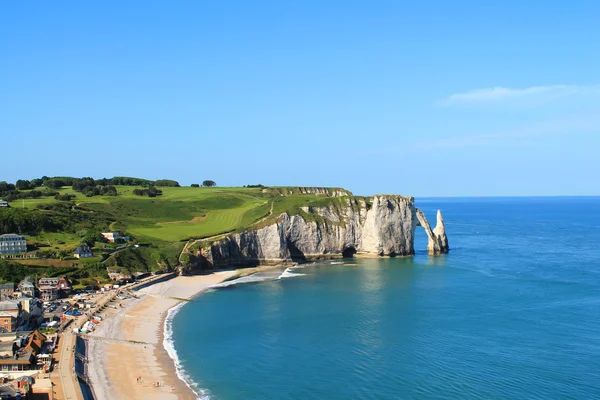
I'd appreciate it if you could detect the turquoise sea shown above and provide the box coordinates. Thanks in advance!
[169,197,600,399]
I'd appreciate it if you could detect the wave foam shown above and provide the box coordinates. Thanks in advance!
[210,274,272,288]
[164,302,212,400]
[278,267,306,279]
[330,261,344,265]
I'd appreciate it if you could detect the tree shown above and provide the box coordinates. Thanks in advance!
[16,180,32,190]
[202,180,216,187]
[191,184,200,187]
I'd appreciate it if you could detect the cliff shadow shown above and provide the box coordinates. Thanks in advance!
[286,239,307,262]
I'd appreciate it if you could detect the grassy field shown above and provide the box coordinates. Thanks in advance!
[3,185,356,273]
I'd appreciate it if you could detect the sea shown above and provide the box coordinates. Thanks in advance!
[166,197,600,400]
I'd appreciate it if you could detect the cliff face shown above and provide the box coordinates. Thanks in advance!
[186,195,449,270]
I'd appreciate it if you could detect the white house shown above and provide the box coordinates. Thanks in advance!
[102,232,129,243]
[0,234,27,255]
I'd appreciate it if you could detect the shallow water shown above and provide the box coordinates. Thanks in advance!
[171,197,600,399]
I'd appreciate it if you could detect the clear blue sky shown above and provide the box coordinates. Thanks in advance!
[1,1,599,196]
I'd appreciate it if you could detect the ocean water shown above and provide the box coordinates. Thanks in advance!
[169,197,600,399]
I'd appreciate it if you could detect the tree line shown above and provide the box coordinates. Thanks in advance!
[0,204,112,236]
[0,176,182,202]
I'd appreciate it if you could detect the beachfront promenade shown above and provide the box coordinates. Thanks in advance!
[55,272,178,400]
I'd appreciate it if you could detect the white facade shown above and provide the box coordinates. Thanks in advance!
[0,234,27,255]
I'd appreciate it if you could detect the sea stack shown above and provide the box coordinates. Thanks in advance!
[416,209,450,256]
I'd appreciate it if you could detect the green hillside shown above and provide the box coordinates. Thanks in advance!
[0,182,355,282]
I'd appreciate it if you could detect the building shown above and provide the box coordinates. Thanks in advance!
[38,276,71,300]
[0,283,14,300]
[0,330,48,373]
[39,285,57,302]
[74,243,93,258]
[0,301,20,333]
[0,200,9,208]
[18,277,35,298]
[57,276,72,297]
[0,234,27,256]
[102,232,130,243]
[0,311,17,333]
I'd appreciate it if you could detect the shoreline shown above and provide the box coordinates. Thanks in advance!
[87,266,284,400]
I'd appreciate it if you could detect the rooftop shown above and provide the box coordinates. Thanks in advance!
[0,234,25,240]
[0,284,14,291]
[0,301,19,311]
[0,311,18,319]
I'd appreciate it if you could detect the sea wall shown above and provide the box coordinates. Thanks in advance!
[183,195,449,271]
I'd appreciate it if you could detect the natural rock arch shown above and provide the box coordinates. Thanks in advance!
[416,209,449,255]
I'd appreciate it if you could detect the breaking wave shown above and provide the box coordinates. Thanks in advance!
[278,267,306,279]
[210,274,273,288]
[164,302,212,400]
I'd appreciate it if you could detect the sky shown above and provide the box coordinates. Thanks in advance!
[1,1,599,196]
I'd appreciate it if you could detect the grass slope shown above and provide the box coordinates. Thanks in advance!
[3,185,359,275]
[9,186,354,243]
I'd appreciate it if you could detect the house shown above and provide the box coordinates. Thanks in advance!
[0,283,14,300]
[0,200,9,208]
[0,311,18,333]
[39,285,57,302]
[0,234,27,255]
[74,243,93,258]
[0,301,20,332]
[18,277,35,297]
[102,232,130,243]
[38,276,71,299]
[0,330,48,373]
[57,276,72,297]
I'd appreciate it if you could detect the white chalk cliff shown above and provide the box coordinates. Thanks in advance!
[188,195,449,269]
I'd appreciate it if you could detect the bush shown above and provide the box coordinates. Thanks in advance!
[55,193,76,201]
[133,186,163,197]
[191,184,200,188]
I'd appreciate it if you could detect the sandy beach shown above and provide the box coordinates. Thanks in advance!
[87,271,239,400]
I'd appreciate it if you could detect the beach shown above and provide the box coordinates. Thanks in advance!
[87,271,239,400]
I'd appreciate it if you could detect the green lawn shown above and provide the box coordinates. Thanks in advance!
[7,184,354,250]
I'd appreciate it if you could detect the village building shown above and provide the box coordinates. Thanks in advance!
[0,330,48,373]
[0,283,14,300]
[57,276,72,297]
[38,286,57,302]
[101,232,130,243]
[17,277,35,298]
[0,311,17,333]
[0,200,9,208]
[38,276,72,300]
[74,243,93,258]
[0,234,27,256]
[0,301,20,333]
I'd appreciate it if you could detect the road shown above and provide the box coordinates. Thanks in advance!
[57,327,80,400]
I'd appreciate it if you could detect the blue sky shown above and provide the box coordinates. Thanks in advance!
[1,1,599,196]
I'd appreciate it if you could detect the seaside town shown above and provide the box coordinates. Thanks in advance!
[0,229,171,399]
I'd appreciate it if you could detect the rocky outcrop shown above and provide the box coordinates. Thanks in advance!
[416,209,450,255]
[270,187,352,197]
[183,195,449,270]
